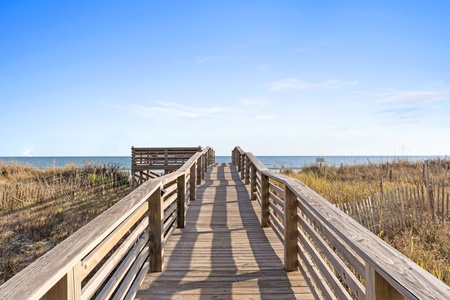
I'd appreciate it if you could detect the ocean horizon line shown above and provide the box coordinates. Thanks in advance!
[1,155,447,170]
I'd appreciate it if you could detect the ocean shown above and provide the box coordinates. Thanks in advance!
[0,155,446,170]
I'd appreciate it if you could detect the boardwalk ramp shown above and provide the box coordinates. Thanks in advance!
[136,163,312,299]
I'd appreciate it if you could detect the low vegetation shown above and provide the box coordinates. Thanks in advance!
[283,158,450,285]
[0,161,134,284]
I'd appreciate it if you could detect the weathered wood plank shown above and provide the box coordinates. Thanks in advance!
[136,163,313,299]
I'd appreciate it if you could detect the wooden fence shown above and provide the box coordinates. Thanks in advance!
[0,169,129,211]
[336,183,450,234]
[232,146,450,300]
[0,147,214,300]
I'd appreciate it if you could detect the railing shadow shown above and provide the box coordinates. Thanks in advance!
[136,163,299,299]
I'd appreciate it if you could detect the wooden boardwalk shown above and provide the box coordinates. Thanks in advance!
[136,163,313,299]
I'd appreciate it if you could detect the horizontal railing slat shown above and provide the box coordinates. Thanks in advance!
[298,242,337,300]
[269,191,284,209]
[298,213,365,299]
[298,227,353,299]
[111,244,150,300]
[81,223,149,300]
[269,182,284,197]
[94,233,149,300]
[81,201,148,279]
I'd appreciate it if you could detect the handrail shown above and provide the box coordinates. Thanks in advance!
[232,147,450,300]
[0,147,215,300]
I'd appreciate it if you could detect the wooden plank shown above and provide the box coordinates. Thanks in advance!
[81,201,148,279]
[177,174,186,228]
[284,187,298,271]
[112,246,149,300]
[298,228,352,299]
[95,235,149,300]
[270,181,284,197]
[81,222,148,299]
[261,174,270,227]
[366,262,403,300]
[298,196,365,276]
[136,163,313,299]
[270,190,285,209]
[124,260,150,300]
[298,212,365,298]
[269,198,284,220]
[149,185,163,272]
[250,163,257,200]
[41,262,81,300]
[297,242,337,300]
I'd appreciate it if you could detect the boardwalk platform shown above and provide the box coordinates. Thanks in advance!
[136,163,313,299]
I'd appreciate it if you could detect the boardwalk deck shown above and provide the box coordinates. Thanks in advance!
[136,163,314,299]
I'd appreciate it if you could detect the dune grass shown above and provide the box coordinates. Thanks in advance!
[0,161,134,284]
[283,158,450,285]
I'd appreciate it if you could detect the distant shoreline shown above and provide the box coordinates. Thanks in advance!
[1,155,447,171]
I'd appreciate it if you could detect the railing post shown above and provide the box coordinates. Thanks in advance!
[177,174,186,228]
[261,174,270,227]
[209,148,215,164]
[244,155,250,185]
[284,185,298,272]
[149,186,163,272]
[41,262,81,300]
[197,156,202,185]
[236,151,241,171]
[240,154,245,180]
[190,163,196,200]
[203,154,207,177]
[131,146,135,186]
[250,163,256,200]
[365,263,403,300]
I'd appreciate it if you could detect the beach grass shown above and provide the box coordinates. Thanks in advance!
[284,158,450,285]
[0,161,134,284]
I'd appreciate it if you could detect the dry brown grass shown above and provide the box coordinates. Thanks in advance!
[0,162,134,284]
[284,158,450,285]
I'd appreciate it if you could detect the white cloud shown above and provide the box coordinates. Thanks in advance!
[384,90,448,104]
[22,149,33,156]
[193,55,225,64]
[267,78,357,91]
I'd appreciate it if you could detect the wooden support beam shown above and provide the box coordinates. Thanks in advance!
[202,154,206,179]
[250,163,256,200]
[190,163,196,201]
[240,154,245,180]
[284,186,298,272]
[149,186,164,272]
[245,155,250,185]
[261,174,270,227]
[365,263,404,300]
[177,174,186,228]
[41,262,81,300]
[197,157,202,185]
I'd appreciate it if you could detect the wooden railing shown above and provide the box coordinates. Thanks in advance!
[232,146,450,300]
[0,147,215,300]
[131,146,216,184]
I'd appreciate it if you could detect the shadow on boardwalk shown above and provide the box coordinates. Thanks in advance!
[136,163,312,300]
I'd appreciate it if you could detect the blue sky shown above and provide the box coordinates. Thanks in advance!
[1,1,449,156]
